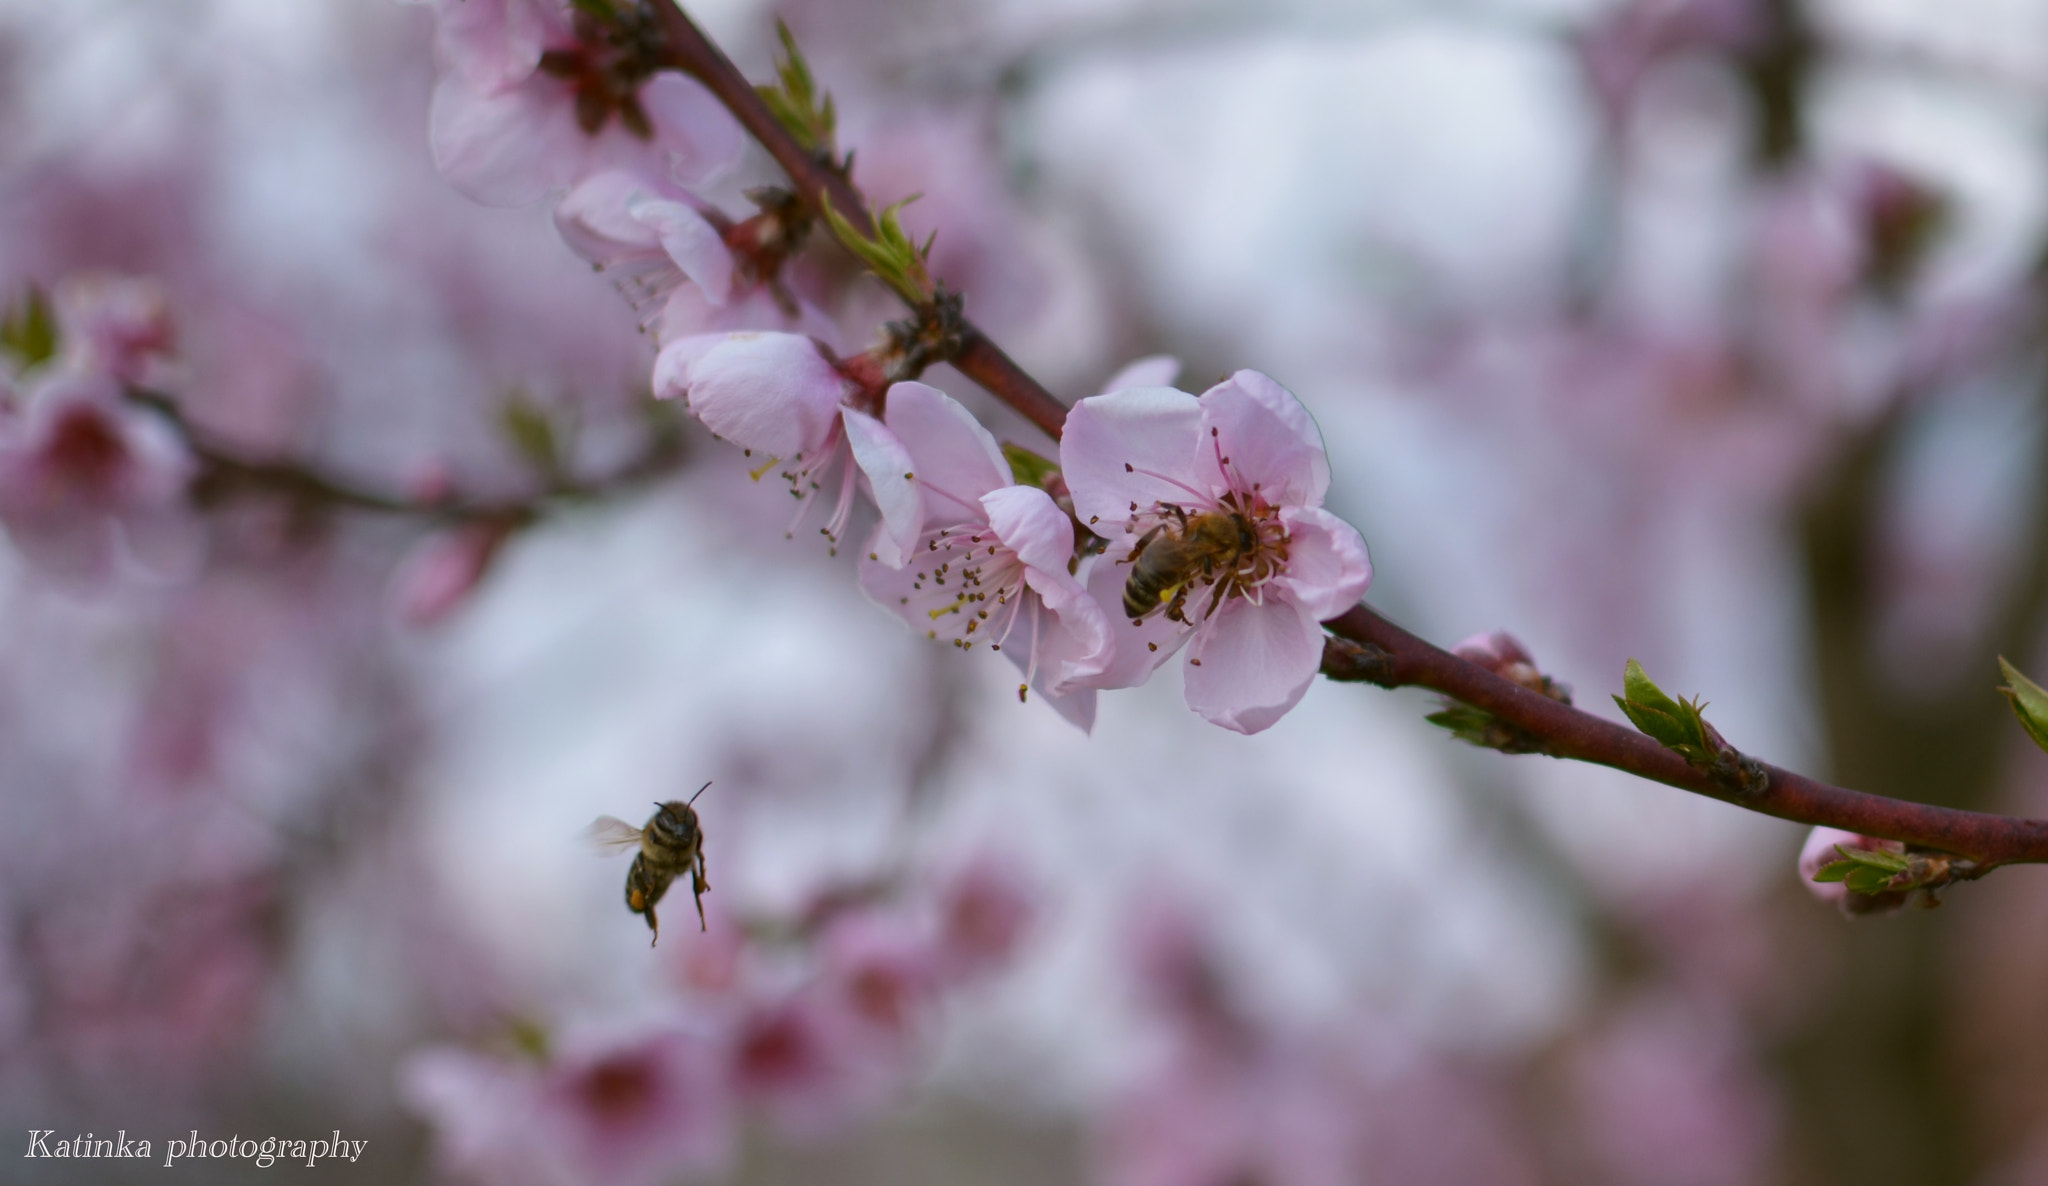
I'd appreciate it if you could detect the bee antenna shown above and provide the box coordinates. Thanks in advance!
[688,780,713,804]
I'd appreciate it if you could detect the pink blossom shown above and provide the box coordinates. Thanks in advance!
[1061,370,1371,733]
[0,366,197,585]
[387,518,520,626]
[553,169,735,321]
[852,381,1113,730]
[931,853,1035,981]
[53,273,177,386]
[424,2,742,206]
[403,1024,733,1186]
[652,330,889,548]
[815,910,942,1054]
[728,992,883,1139]
[1798,826,1911,916]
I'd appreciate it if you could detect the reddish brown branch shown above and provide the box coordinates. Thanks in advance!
[649,0,2048,873]
[649,2,1072,442]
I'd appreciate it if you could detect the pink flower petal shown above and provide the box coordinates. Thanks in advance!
[1194,371,1329,510]
[429,73,586,206]
[405,0,554,94]
[843,408,919,568]
[634,73,744,189]
[1059,387,1206,529]
[627,192,733,305]
[1077,550,1190,689]
[1100,354,1181,394]
[980,484,1071,575]
[1182,595,1324,734]
[1020,557,1115,692]
[883,382,1010,525]
[1271,505,1371,622]
[660,333,848,462]
[554,170,663,263]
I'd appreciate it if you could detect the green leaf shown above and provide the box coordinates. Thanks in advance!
[820,192,933,304]
[1829,845,1910,874]
[1844,866,1900,895]
[0,286,58,371]
[500,396,562,478]
[1812,860,1855,884]
[1001,443,1059,489]
[1998,656,2048,755]
[756,20,836,158]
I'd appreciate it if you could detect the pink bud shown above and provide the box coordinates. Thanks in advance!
[388,519,518,626]
[1452,630,1570,701]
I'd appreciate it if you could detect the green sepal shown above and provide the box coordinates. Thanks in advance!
[0,285,58,372]
[1426,704,1500,748]
[755,20,837,159]
[1001,443,1059,490]
[820,192,934,304]
[1998,657,2048,755]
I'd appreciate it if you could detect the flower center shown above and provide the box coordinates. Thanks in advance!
[1120,490,1288,624]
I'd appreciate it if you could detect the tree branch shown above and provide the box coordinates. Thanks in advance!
[647,0,2048,873]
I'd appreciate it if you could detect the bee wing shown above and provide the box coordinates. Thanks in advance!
[584,816,645,854]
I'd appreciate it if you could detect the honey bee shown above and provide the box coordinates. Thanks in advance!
[1122,508,1259,622]
[587,783,710,946]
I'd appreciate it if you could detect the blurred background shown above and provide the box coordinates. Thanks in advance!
[5,0,2048,1182]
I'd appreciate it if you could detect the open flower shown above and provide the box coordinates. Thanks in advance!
[1061,371,1370,734]
[423,1,742,206]
[851,382,1113,731]
[554,169,735,319]
[0,366,197,585]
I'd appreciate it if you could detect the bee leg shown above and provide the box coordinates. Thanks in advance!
[645,904,660,947]
[692,852,709,932]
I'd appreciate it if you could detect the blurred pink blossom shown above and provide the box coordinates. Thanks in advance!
[932,854,1036,981]
[387,518,520,626]
[0,366,196,585]
[553,169,735,321]
[1062,371,1371,733]
[53,273,177,386]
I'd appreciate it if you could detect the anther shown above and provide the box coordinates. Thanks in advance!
[1018,684,1028,703]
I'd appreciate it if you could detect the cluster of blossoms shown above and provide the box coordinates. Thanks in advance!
[401,0,1374,735]
[402,859,1034,1186]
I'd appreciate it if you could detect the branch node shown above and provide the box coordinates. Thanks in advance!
[1321,635,1397,687]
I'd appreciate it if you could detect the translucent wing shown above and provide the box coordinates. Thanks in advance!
[584,815,645,854]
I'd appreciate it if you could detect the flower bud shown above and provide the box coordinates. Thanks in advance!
[1798,827,1909,916]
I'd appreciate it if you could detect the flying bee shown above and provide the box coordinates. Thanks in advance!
[1121,508,1260,623]
[586,783,710,946]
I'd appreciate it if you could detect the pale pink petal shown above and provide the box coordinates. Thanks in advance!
[980,484,1071,574]
[627,192,733,305]
[1182,595,1324,734]
[1271,505,1371,621]
[1195,371,1329,509]
[1020,557,1115,692]
[856,533,998,646]
[665,333,848,462]
[883,382,1010,525]
[1078,549,1190,689]
[843,408,920,569]
[1059,387,1206,529]
[635,73,745,189]
[429,73,586,206]
[554,171,664,263]
[420,0,551,94]
[1100,355,1181,394]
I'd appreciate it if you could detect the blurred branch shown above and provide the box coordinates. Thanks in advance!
[650,0,2048,875]
[128,385,688,524]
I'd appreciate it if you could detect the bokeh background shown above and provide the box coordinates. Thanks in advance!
[5,0,2048,1182]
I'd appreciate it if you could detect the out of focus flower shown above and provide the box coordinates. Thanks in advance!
[404,1024,733,1186]
[0,367,196,585]
[1062,370,1371,734]
[853,381,1112,730]
[388,518,522,626]
[554,169,734,320]
[815,910,941,1053]
[931,854,1035,981]
[54,273,176,386]
[728,992,878,1140]
[421,0,741,206]
[1452,630,1572,700]
[654,330,882,547]
[1798,827,1911,916]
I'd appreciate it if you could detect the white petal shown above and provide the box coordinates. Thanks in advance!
[1272,506,1371,622]
[1059,388,1207,530]
[1182,595,1324,734]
